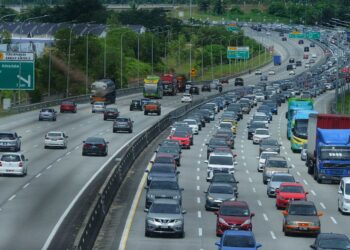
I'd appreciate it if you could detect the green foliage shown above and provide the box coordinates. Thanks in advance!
[212,0,225,15]
[198,0,211,12]
[230,6,243,15]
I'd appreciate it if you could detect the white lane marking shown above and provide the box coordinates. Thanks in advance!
[23,183,30,189]
[303,179,308,185]
[241,140,244,143]
[287,157,291,161]
[197,186,200,191]
[66,152,71,156]
[311,190,316,196]
[241,150,244,153]
[284,152,287,155]
[243,162,247,166]
[240,145,244,148]
[257,200,262,207]
[199,154,202,158]
[197,167,200,172]
[263,213,269,221]
[330,217,337,224]
[252,187,256,193]
[200,148,203,152]
[270,231,277,240]
[36,173,42,178]
[246,169,249,174]
[8,195,16,201]
[282,146,285,150]
[206,134,209,137]
[198,228,203,237]
[25,130,31,133]
[196,176,200,181]
[202,143,205,146]
[75,146,79,150]
[248,177,253,183]
[242,156,246,160]
[296,171,301,176]
[291,164,295,168]
[204,138,207,142]
[197,161,200,165]
[197,197,201,204]
[198,211,202,218]
[56,158,62,162]
[320,202,326,210]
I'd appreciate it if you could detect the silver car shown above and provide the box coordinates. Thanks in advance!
[39,108,57,121]
[301,143,307,161]
[266,173,296,197]
[44,131,68,149]
[204,183,236,210]
[144,199,186,238]
[92,102,106,113]
[145,179,183,208]
[263,156,290,184]
[0,132,21,152]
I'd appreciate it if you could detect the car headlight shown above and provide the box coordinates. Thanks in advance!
[207,196,214,201]
[173,219,183,224]
[173,195,179,199]
[147,194,155,199]
[218,217,228,225]
[287,221,298,226]
[229,197,236,201]
[147,218,155,224]
[241,219,251,226]
[344,198,350,203]
[208,167,213,171]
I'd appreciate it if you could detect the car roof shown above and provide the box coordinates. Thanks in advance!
[156,153,174,158]
[317,233,350,240]
[1,152,22,156]
[223,230,254,237]
[209,152,233,157]
[341,177,350,183]
[209,182,233,188]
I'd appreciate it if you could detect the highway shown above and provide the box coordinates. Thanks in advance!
[92,31,328,249]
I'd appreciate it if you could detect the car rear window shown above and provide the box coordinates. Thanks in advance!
[150,181,178,190]
[150,203,180,214]
[155,156,173,164]
[280,185,304,193]
[267,160,287,168]
[223,235,255,248]
[86,137,104,144]
[116,118,129,122]
[1,154,20,162]
[289,204,317,216]
[220,206,249,216]
[62,101,74,105]
[47,132,63,137]
[209,156,233,165]
[0,133,15,140]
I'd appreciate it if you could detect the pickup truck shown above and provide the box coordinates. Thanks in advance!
[144,100,161,116]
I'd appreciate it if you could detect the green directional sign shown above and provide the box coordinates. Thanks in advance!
[227,23,238,32]
[306,31,320,40]
[289,32,305,39]
[227,47,250,59]
[0,52,35,90]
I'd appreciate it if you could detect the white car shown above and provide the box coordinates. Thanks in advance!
[257,151,278,172]
[44,131,68,149]
[183,119,199,134]
[255,92,265,102]
[205,152,236,181]
[268,70,275,75]
[92,102,106,113]
[181,93,193,103]
[311,53,317,58]
[253,128,270,144]
[289,70,296,75]
[255,70,262,75]
[338,177,350,214]
[0,153,28,176]
[305,63,310,68]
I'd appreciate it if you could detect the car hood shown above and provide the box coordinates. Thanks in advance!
[286,215,319,224]
[208,193,235,201]
[147,213,183,220]
[220,215,251,225]
[147,189,180,197]
[268,181,283,189]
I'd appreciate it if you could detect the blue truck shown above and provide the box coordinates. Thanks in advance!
[307,114,350,183]
[273,55,282,66]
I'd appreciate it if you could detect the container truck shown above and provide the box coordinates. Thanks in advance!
[160,74,177,96]
[176,75,187,92]
[306,114,350,183]
[273,55,282,66]
[90,79,116,104]
[286,98,314,139]
[290,110,318,152]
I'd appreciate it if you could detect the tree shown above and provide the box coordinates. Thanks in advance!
[213,0,225,15]
[198,0,210,12]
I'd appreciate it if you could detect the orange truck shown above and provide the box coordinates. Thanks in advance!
[144,100,161,116]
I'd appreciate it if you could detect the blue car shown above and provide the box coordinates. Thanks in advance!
[215,230,262,250]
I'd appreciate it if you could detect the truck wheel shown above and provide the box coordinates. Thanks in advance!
[144,111,148,115]
[158,111,161,116]
[307,165,314,175]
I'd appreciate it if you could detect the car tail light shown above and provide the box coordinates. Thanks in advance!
[84,144,92,149]
[97,144,105,149]
[19,162,23,167]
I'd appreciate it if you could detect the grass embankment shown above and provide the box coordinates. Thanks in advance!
[336,92,350,114]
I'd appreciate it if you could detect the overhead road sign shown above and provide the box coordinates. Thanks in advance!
[288,31,305,39]
[227,46,250,59]
[306,31,321,40]
[227,22,238,32]
[0,52,35,90]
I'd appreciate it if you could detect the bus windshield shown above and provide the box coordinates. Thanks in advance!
[293,119,308,139]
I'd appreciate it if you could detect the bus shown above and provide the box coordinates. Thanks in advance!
[286,98,313,140]
[290,110,318,152]
[143,75,163,99]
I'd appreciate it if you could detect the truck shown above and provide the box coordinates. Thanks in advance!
[90,79,116,104]
[290,110,318,152]
[144,100,161,116]
[161,74,177,96]
[286,98,314,140]
[176,75,187,92]
[273,55,282,66]
[306,114,350,183]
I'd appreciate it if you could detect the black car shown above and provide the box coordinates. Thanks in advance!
[234,78,244,86]
[113,117,133,133]
[211,173,239,197]
[82,137,108,156]
[282,37,287,41]
[206,138,229,159]
[298,39,304,44]
[310,233,350,250]
[130,100,143,111]
[103,107,119,120]
[259,138,281,154]
[296,61,302,67]
[202,83,211,92]
[189,86,200,95]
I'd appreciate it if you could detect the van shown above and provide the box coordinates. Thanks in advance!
[234,78,244,86]
[338,177,350,214]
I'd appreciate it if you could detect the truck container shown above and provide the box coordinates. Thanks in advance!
[306,114,350,183]
[176,75,187,92]
[273,55,282,66]
[160,74,177,96]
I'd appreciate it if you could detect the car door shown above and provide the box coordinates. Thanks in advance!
[338,180,344,207]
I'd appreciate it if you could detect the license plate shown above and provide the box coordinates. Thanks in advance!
[160,225,169,229]
[6,169,14,172]
[298,227,308,231]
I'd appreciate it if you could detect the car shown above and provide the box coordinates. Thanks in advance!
[145,179,183,208]
[113,117,133,133]
[260,75,268,81]
[213,131,235,149]
[172,124,194,145]
[312,53,317,58]
[129,99,143,111]
[103,107,119,120]
[338,177,350,214]
[282,37,287,41]
[205,183,236,210]
[0,153,28,176]
[304,46,310,52]
[169,130,191,149]
[92,102,106,113]
[39,108,57,121]
[310,233,350,250]
[289,70,296,75]
[202,83,211,92]
[183,119,199,134]
[157,146,181,166]
[309,58,315,64]
[304,54,309,59]
[286,64,294,71]
[305,63,311,68]
[181,93,193,103]
[141,98,151,108]
[144,100,161,115]
[220,79,229,84]
[257,151,278,172]
[205,152,236,181]
[82,137,108,156]
[214,201,254,236]
[211,173,239,197]
[282,200,322,236]
[296,61,302,67]
[60,101,77,113]
[144,199,186,238]
[310,42,315,48]
[267,173,296,197]
[289,58,295,63]
[301,143,307,161]
[0,132,21,152]
[215,230,262,250]
[259,138,281,154]
[44,131,68,149]
[234,78,244,86]
[263,156,289,184]
[153,153,177,169]
[219,122,236,135]
[247,122,266,140]
[159,139,182,153]
[189,86,200,95]
[276,182,308,209]
[252,128,270,144]
[298,39,304,44]
[268,70,275,75]
[206,138,230,159]
[255,70,262,75]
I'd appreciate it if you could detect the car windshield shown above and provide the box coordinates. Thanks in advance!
[255,129,269,135]
[62,101,73,105]
[150,203,180,214]
[155,157,173,164]
[220,206,249,216]
[95,102,104,106]
[173,131,188,137]
[318,238,350,249]
[132,100,140,104]
[106,108,118,112]
[253,116,267,121]
[47,132,63,137]
[150,181,178,190]
[289,204,317,216]
[261,139,278,146]
[41,108,53,112]
[116,118,129,122]
[223,235,255,248]
[345,184,350,195]
[220,123,232,129]
[1,154,20,162]
[268,160,287,168]
[0,133,15,140]
[209,185,233,194]
[209,156,233,165]
[280,185,304,193]
[212,174,235,183]
[86,137,104,144]
[209,139,227,146]
[271,175,294,182]
[320,146,350,160]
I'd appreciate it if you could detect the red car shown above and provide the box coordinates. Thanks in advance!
[214,201,254,237]
[276,182,308,209]
[169,131,191,149]
[60,101,77,113]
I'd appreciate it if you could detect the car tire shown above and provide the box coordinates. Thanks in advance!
[44,146,47,149]
[104,117,107,121]
[144,111,148,115]
[158,111,161,116]
[178,231,184,238]
[129,129,132,133]
[263,180,267,185]
[53,117,56,121]
[145,231,151,237]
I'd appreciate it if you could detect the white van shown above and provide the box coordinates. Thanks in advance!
[338,177,350,214]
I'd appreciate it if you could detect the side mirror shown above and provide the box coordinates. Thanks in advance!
[251,212,255,217]
[338,190,342,194]
[205,143,209,146]
[176,171,180,175]
[66,136,69,138]
[83,141,85,143]
[132,121,134,123]
[106,142,109,144]
[25,159,29,161]
[305,192,309,195]
[144,208,149,213]
[18,136,22,138]
[214,211,219,215]
[256,244,262,249]
[180,188,184,191]
[144,186,149,190]
[282,210,288,216]
[145,170,149,173]
[215,242,220,247]
[256,156,260,159]
[182,210,187,214]
[203,191,207,194]
[276,189,280,194]
[233,154,237,158]
[204,160,208,164]
[310,244,316,249]
[150,160,154,164]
